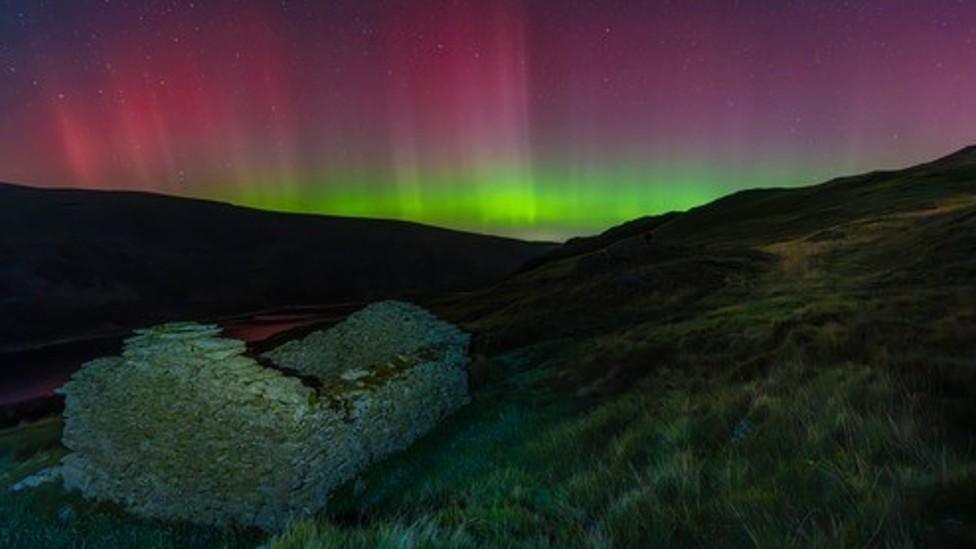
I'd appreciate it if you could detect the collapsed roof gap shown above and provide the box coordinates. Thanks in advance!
[252,355,324,390]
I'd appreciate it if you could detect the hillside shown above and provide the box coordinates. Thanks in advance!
[0,183,554,349]
[3,147,976,548]
[438,146,976,363]
[387,145,975,546]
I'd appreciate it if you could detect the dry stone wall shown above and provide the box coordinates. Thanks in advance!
[57,301,470,531]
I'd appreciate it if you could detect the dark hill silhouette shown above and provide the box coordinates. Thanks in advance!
[433,145,976,389]
[512,147,976,274]
[517,211,681,272]
[0,183,554,349]
[649,146,976,246]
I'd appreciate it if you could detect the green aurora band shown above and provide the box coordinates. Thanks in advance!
[206,161,801,240]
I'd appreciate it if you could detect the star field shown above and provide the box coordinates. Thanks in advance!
[1,0,975,238]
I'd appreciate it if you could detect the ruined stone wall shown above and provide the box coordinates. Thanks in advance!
[264,300,467,382]
[57,302,470,531]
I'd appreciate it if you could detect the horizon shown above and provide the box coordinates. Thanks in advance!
[3,1,976,238]
[5,141,974,243]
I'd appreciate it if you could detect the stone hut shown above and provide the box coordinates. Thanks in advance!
[56,301,470,531]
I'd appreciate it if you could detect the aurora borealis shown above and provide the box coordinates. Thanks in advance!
[2,1,976,239]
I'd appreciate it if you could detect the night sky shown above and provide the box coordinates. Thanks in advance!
[2,1,975,239]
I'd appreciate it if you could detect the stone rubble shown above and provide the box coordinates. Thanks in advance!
[8,465,63,493]
[55,301,470,531]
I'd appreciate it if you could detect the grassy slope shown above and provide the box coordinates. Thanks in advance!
[272,147,976,547]
[2,147,976,548]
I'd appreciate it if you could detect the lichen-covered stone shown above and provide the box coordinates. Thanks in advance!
[264,300,467,383]
[56,302,470,531]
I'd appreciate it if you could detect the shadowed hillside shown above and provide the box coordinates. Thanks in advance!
[3,147,976,548]
[348,145,976,546]
[437,145,976,367]
[0,184,554,349]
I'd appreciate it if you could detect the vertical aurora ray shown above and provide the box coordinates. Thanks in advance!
[2,1,976,239]
[380,0,536,228]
